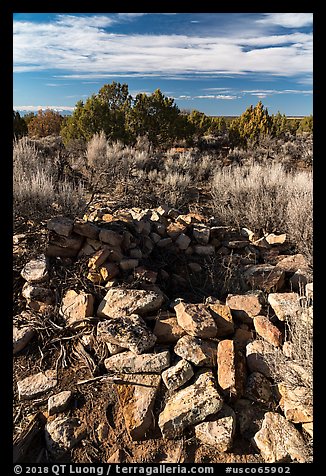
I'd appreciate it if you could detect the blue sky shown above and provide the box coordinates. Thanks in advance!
[13,13,313,116]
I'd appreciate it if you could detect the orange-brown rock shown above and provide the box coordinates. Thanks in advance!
[60,290,94,326]
[217,340,246,400]
[207,302,235,337]
[226,293,263,323]
[174,302,217,338]
[253,316,283,347]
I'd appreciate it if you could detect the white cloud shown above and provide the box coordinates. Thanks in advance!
[257,13,313,28]
[13,15,313,79]
[14,105,75,111]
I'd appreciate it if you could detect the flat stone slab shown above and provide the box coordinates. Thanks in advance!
[13,325,35,354]
[253,412,308,463]
[267,292,300,321]
[278,383,313,423]
[97,314,157,354]
[162,359,194,391]
[174,302,218,338]
[104,350,170,374]
[226,293,264,323]
[253,316,283,347]
[59,290,94,326]
[174,335,217,367]
[153,317,186,343]
[115,373,161,440]
[217,340,246,400]
[48,390,73,416]
[158,371,224,439]
[195,404,236,451]
[97,287,164,318]
[47,216,74,237]
[21,254,49,283]
[17,370,57,400]
[45,416,86,454]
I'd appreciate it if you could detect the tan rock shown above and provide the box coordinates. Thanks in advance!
[162,359,194,391]
[274,253,309,273]
[174,302,217,338]
[253,412,308,462]
[116,373,161,440]
[207,302,235,336]
[158,371,223,439]
[99,229,123,247]
[246,340,281,379]
[265,233,286,245]
[13,325,35,354]
[48,390,72,416]
[166,222,187,239]
[46,232,84,257]
[305,282,313,302]
[302,422,313,438]
[243,264,285,292]
[174,335,217,367]
[60,290,94,326]
[278,383,313,423]
[153,317,186,344]
[17,370,57,400]
[21,254,48,283]
[97,287,164,318]
[104,350,170,374]
[217,340,246,400]
[267,292,300,321]
[88,248,111,269]
[47,216,73,237]
[194,404,236,451]
[45,416,86,454]
[226,293,263,323]
[97,314,157,354]
[253,316,283,347]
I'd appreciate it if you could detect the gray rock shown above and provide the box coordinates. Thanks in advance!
[162,359,194,391]
[244,372,275,406]
[48,390,72,416]
[13,325,35,354]
[97,314,157,354]
[267,292,300,321]
[21,254,49,283]
[47,216,73,237]
[174,335,217,367]
[194,245,215,256]
[195,404,236,451]
[97,287,164,318]
[99,229,123,247]
[174,302,218,338]
[243,264,285,292]
[158,371,224,438]
[45,416,86,454]
[253,412,308,463]
[104,350,170,373]
[17,370,57,400]
[233,399,268,440]
[246,340,280,379]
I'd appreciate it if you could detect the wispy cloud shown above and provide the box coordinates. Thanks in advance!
[14,105,75,111]
[13,14,312,80]
[256,13,313,28]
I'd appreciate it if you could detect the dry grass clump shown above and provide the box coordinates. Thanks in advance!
[210,162,312,264]
[13,137,86,221]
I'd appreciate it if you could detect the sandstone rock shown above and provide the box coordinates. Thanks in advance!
[226,293,263,323]
[47,216,73,237]
[47,232,84,257]
[153,317,186,344]
[59,290,94,326]
[88,248,111,269]
[253,412,308,463]
[302,422,313,438]
[97,314,157,354]
[158,371,223,439]
[99,262,120,282]
[253,316,282,347]
[241,227,257,242]
[278,383,313,423]
[246,340,278,378]
[116,373,161,440]
[234,399,269,440]
[175,233,191,250]
[104,350,170,374]
[119,258,139,271]
[267,292,300,321]
[193,224,210,245]
[274,253,309,273]
[244,372,275,406]
[174,335,217,367]
[194,244,215,256]
[177,213,204,225]
[207,302,235,337]
[166,222,187,240]
[99,229,123,247]
[48,390,72,416]
[21,254,48,283]
[106,342,126,355]
[265,233,286,245]
[174,302,217,338]
[78,242,98,257]
[13,325,35,354]
[162,359,194,391]
[217,340,246,400]
[243,264,285,292]
[22,283,53,303]
[45,416,86,454]
[73,220,99,240]
[233,328,254,349]
[97,287,164,318]
[17,370,57,399]
[194,404,236,451]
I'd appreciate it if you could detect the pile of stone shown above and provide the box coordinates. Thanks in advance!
[13,206,313,463]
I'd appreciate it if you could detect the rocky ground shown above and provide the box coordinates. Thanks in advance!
[13,202,313,464]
